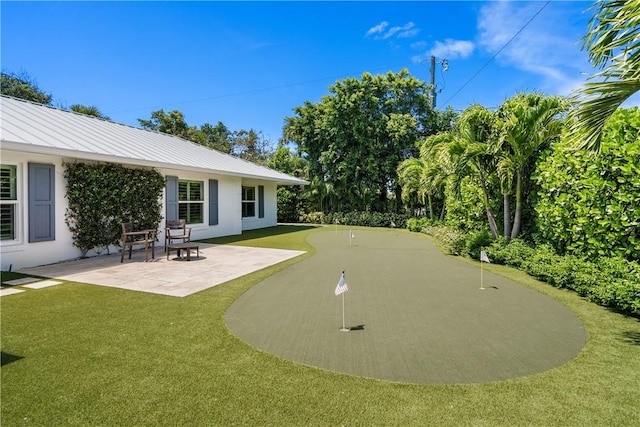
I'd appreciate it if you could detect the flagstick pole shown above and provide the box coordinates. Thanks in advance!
[480,261,485,290]
[342,292,346,330]
[340,271,349,331]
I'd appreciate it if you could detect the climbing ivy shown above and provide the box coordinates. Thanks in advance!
[64,162,165,256]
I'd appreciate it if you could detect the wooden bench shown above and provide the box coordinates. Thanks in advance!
[167,243,200,261]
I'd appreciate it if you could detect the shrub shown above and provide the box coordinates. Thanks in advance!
[299,211,410,229]
[464,229,493,258]
[406,217,433,232]
[64,162,164,256]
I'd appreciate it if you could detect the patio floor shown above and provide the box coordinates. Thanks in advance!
[15,243,305,297]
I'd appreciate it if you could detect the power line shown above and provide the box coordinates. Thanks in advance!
[441,0,551,107]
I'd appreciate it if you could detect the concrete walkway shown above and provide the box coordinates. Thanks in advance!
[17,243,305,297]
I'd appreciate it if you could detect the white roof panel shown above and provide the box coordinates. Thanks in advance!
[0,96,307,185]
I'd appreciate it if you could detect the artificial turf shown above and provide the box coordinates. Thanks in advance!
[225,228,586,384]
[1,225,639,426]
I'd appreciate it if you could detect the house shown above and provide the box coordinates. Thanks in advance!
[0,96,307,270]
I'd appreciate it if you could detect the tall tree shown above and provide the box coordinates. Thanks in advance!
[569,0,640,151]
[268,144,308,222]
[198,121,233,153]
[231,129,272,164]
[138,109,196,140]
[398,132,453,219]
[448,105,501,238]
[283,69,434,213]
[497,93,567,239]
[1,71,52,104]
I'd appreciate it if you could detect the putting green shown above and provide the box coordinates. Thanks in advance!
[225,228,586,384]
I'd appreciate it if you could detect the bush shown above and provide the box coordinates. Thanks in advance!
[298,211,410,229]
[423,225,465,255]
[406,217,433,232]
[464,229,493,259]
[482,238,640,317]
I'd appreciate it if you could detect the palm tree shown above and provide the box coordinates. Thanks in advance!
[398,133,453,219]
[448,105,500,238]
[569,0,640,151]
[497,93,567,239]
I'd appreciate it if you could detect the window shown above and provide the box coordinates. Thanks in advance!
[178,180,203,224]
[1,165,17,241]
[242,186,255,218]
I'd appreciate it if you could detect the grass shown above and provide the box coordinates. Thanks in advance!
[1,225,639,426]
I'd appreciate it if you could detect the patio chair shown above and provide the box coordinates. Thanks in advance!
[164,219,192,251]
[120,222,155,263]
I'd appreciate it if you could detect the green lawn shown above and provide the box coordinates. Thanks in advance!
[2,225,639,426]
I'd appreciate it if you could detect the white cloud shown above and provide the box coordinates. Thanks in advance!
[365,21,389,38]
[366,21,419,40]
[430,39,475,59]
[476,1,590,95]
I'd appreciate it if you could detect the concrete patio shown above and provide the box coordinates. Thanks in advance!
[15,243,305,297]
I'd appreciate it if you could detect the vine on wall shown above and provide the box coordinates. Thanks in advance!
[64,162,165,256]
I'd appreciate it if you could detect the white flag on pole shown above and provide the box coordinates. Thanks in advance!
[335,273,348,296]
[350,231,355,239]
[480,251,491,263]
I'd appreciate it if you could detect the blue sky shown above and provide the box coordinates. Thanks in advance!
[2,1,627,146]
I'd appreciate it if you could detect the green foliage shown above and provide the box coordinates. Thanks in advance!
[443,176,495,232]
[484,239,640,317]
[535,107,640,261]
[1,70,52,104]
[297,211,409,228]
[268,144,308,222]
[464,229,493,258]
[139,111,274,163]
[284,69,451,213]
[64,162,165,256]
[422,224,466,255]
[69,104,110,120]
[406,217,434,232]
[569,0,640,151]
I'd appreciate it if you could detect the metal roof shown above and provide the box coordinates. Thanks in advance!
[0,96,307,185]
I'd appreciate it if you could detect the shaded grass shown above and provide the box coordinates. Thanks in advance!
[1,225,639,426]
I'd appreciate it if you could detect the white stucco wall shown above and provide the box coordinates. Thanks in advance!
[0,150,279,270]
[241,179,278,231]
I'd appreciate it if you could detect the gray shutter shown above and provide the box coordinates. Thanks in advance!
[258,185,264,218]
[166,176,178,221]
[28,163,55,242]
[209,179,218,225]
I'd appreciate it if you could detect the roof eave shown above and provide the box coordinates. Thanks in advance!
[0,140,308,185]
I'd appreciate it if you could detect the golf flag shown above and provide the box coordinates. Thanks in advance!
[335,272,348,296]
[390,221,396,228]
[480,251,491,263]
[351,231,355,239]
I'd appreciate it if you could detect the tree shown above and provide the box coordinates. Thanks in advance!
[268,144,308,222]
[496,93,567,239]
[569,0,640,151]
[231,129,272,164]
[70,104,111,120]
[283,69,435,213]
[198,121,233,153]
[448,105,501,238]
[398,132,453,219]
[1,71,52,104]
[138,109,196,140]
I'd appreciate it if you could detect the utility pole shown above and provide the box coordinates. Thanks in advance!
[430,55,436,110]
